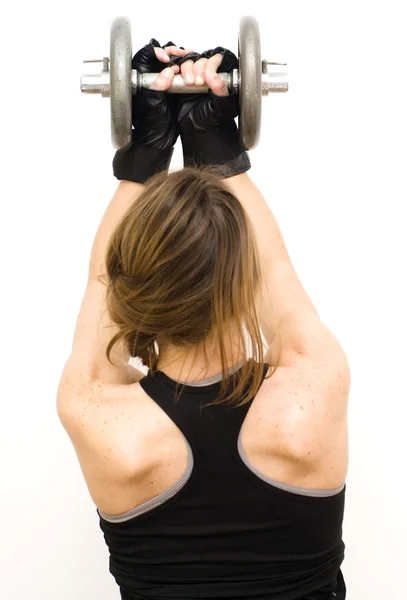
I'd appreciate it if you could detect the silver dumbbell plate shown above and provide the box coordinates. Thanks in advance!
[239,16,262,150]
[110,17,133,149]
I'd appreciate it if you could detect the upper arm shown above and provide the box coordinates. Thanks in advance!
[265,308,349,369]
[57,279,146,408]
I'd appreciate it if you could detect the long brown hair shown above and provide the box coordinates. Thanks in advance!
[104,167,274,407]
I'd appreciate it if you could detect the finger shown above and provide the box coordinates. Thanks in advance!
[149,66,175,91]
[204,53,229,95]
[193,58,208,86]
[153,47,171,64]
[162,46,193,58]
[181,59,195,86]
[206,53,224,73]
[204,67,229,97]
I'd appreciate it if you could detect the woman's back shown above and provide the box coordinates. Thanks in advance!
[61,338,348,598]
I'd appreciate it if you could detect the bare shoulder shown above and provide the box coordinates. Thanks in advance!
[57,375,188,514]
[57,367,153,474]
[249,312,351,487]
[264,310,351,414]
[261,351,350,450]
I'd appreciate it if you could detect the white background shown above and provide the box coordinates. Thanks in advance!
[1,1,406,598]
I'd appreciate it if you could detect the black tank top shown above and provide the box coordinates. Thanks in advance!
[98,363,346,600]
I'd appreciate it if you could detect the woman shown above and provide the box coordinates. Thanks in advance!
[58,38,350,600]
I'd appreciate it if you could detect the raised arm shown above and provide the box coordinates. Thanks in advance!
[58,42,192,396]
[225,173,348,366]
[176,45,348,369]
[225,174,317,339]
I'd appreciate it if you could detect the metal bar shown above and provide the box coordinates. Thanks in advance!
[80,68,289,96]
[137,71,233,93]
[261,70,289,95]
[80,71,110,95]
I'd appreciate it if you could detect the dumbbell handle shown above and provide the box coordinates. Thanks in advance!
[140,71,235,93]
[81,65,289,97]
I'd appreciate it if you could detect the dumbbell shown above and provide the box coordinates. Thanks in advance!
[80,15,288,150]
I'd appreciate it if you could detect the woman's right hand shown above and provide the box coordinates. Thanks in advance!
[176,47,241,134]
[173,46,250,177]
[172,46,250,177]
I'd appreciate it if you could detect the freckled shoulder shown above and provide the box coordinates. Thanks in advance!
[57,374,189,514]
[240,353,350,490]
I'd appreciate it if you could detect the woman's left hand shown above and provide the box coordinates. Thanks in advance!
[131,40,192,149]
[113,40,192,184]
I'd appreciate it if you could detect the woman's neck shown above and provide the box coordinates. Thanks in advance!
[156,332,245,384]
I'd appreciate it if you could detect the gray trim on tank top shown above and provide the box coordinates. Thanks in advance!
[169,360,245,387]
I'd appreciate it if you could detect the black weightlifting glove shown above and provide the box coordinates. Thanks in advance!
[113,39,180,184]
[176,47,251,178]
